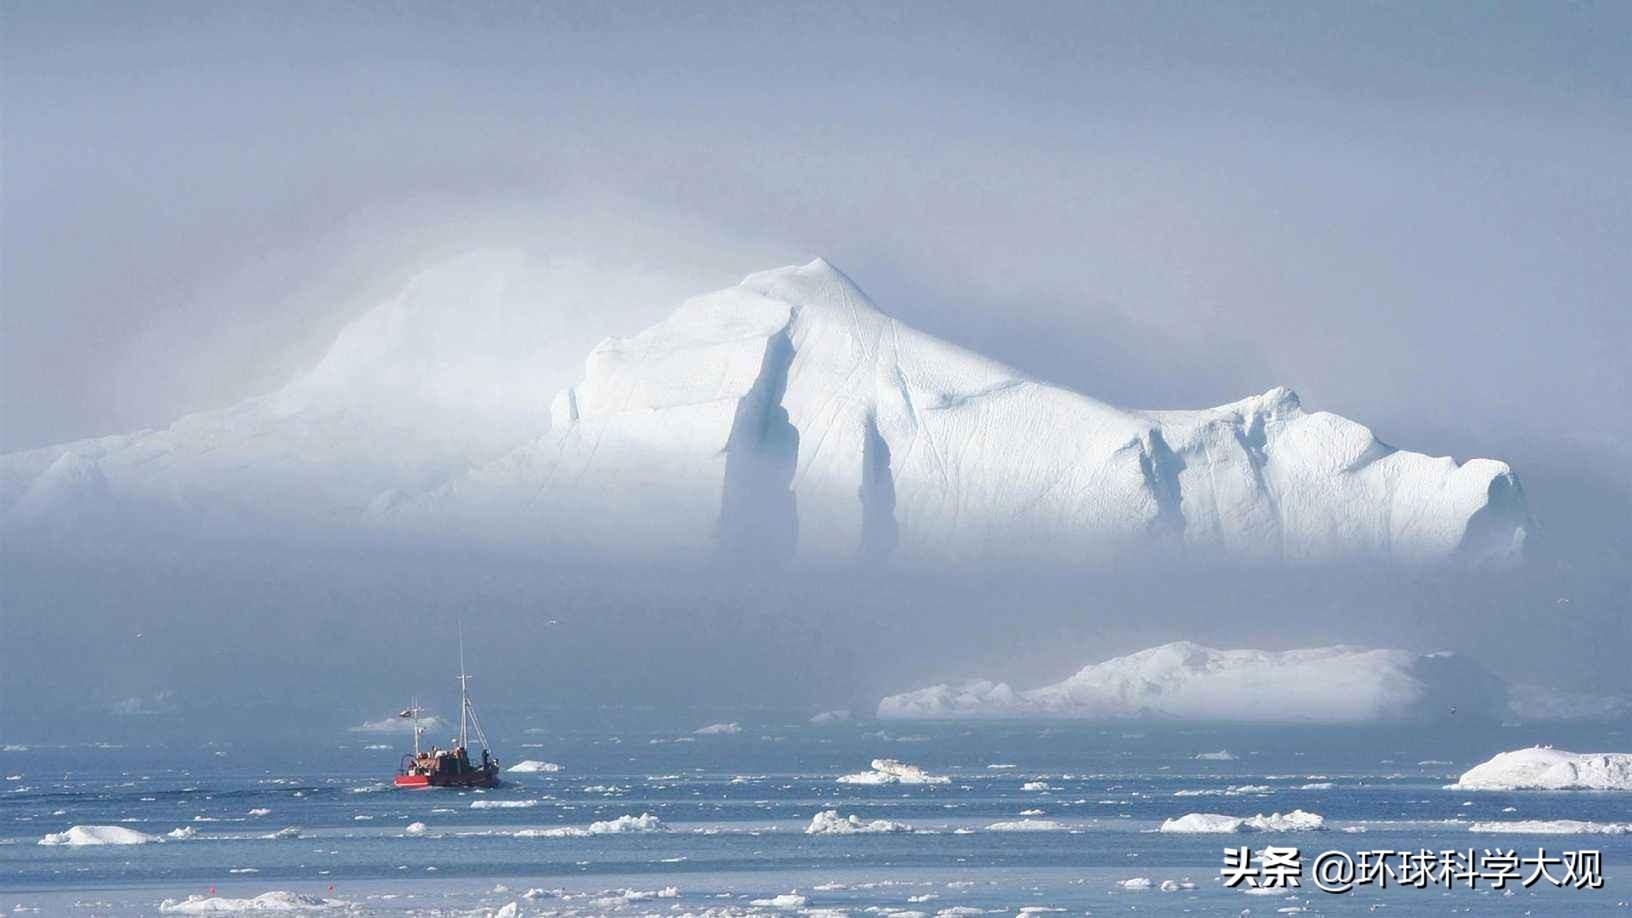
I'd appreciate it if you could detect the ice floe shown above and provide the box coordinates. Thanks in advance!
[39,825,161,846]
[749,892,807,908]
[514,813,666,837]
[693,722,741,735]
[805,810,912,835]
[158,891,351,912]
[836,758,951,785]
[1159,810,1326,833]
[986,818,1065,831]
[506,760,562,773]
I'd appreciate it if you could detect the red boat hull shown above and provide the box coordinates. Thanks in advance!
[394,766,500,789]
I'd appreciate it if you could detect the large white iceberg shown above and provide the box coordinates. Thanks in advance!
[878,641,1504,723]
[2,256,1527,567]
[1452,747,1632,791]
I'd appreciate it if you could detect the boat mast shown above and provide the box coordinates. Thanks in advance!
[412,696,421,757]
[458,624,469,751]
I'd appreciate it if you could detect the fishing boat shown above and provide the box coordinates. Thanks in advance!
[393,639,500,788]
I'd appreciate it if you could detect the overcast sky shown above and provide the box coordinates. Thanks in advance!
[4,1,1629,483]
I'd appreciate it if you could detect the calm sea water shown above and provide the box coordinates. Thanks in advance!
[4,718,1630,915]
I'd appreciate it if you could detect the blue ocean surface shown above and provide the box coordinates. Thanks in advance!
[4,718,1630,915]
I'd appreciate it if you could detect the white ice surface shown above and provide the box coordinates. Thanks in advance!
[879,641,1504,723]
[1452,746,1632,790]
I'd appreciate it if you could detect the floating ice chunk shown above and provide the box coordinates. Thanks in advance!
[506,760,562,773]
[986,819,1065,832]
[247,808,271,816]
[693,722,741,735]
[158,891,351,912]
[810,709,851,724]
[260,826,302,840]
[1160,810,1326,833]
[1196,750,1237,761]
[1452,746,1632,790]
[750,892,808,908]
[349,715,446,734]
[166,827,196,840]
[1468,819,1631,834]
[470,799,539,808]
[38,825,160,846]
[805,810,912,835]
[836,758,950,785]
[1021,781,1052,791]
[589,887,680,908]
[1119,877,1152,890]
[403,822,427,837]
[514,813,666,837]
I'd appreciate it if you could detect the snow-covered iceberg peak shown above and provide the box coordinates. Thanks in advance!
[878,641,1507,723]
[514,257,1529,564]
[3,256,1529,567]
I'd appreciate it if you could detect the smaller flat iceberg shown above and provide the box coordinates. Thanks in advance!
[878,642,1505,723]
[1452,746,1632,791]
[805,810,912,835]
[1160,810,1326,833]
[158,891,351,912]
[987,818,1066,831]
[506,760,562,773]
[514,813,666,837]
[39,825,161,846]
[836,758,951,785]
